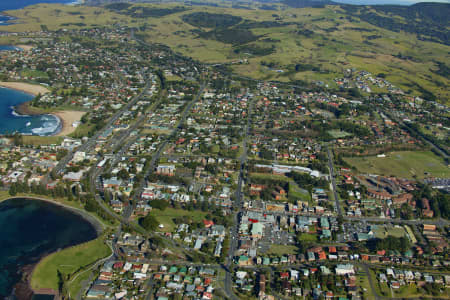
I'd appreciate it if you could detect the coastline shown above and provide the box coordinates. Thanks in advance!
[1,196,104,234]
[0,82,85,136]
[15,44,33,51]
[0,81,49,96]
[14,104,86,137]
[0,196,106,300]
[54,110,85,137]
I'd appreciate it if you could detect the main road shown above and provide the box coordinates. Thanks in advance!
[224,97,253,300]
[132,82,206,210]
[327,146,342,216]
[50,72,152,179]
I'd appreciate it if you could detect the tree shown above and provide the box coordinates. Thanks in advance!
[149,199,168,210]
[9,183,17,196]
[117,169,130,181]
[57,269,65,294]
[12,132,23,146]
[140,214,159,231]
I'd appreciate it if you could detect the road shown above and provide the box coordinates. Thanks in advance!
[224,97,253,300]
[49,72,152,181]
[132,82,206,210]
[327,146,342,216]
[70,241,115,300]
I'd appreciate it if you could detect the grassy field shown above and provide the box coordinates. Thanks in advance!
[374,226,407,239]
[31,237,111,291]
[21,68,49,79]
[22,135,63,146]
[151,207,207,232]
[328,130,351,139]
[3,3,449,103]
[267,244,298,256]
[298,233,318,242]
[67,267,93,298]
[250,172,291,182]
[288,181,312,203]
[344,151,449,179]
[377,281,449,298]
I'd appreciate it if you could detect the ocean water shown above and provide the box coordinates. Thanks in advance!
[0,0,75,25]
[0,0,74,12]
[0,198,97,298]
[0,45,22,51]
[0,87,61,136]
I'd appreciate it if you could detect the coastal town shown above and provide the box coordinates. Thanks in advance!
[0,2,448,300]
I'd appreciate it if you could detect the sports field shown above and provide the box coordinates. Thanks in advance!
[344,151,449,179]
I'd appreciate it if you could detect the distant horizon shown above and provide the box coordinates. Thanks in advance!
[332,0,449,5]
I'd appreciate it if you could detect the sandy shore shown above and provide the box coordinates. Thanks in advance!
[0,81,49,96]
[16,44,34,51]
[53,111,85,136]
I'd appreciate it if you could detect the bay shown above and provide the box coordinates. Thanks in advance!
[0,87,61,136]
[0,198,98,298]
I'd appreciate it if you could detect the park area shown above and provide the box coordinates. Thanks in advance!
[151,207,207,233]
[31,237,111,295]
[343,151,449,179]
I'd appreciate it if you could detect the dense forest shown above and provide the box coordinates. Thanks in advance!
[182,12,242,28]
[106,3,188,18]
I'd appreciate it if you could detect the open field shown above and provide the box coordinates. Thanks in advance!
[21,135,63,145]
[151,207,207,232]
[298,233,318,242]
[344,151,450,179]
[328,130,351,139]
[31,237,111,291]
[267,244,299,256]
[2,3,449,103]
[375,276,450,298]
[357,272,376,300]
[374,226,407,239]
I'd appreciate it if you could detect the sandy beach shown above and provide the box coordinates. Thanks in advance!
[53,111,85,136]
[0,81,49,95]
[16,44,34,51]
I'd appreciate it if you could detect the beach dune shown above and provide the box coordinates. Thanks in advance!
[0,81,49,95]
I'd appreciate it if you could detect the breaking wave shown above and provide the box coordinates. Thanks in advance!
[31,114,61,136]
[10,106,29,117]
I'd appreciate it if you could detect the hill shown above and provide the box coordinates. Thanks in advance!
[2,2,449,103]
[342,2,450,45]
[283,0,337,8]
